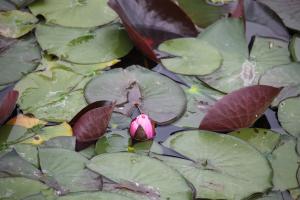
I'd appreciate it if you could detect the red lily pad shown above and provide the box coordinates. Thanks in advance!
[0,90,18,125]
[70,101,115,143]
[108,0,198,61]
[199,85,281,132]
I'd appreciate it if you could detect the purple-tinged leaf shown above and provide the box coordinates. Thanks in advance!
[199,85,281,132]
[0,90,18,125]
[108,0,198,62]
[230,0,244,19]
[70,101,115,143]
[244,0,290,43]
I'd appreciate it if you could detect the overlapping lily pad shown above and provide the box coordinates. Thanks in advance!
[229,128,280,155]
[158,38,222,75]
[87,152,193,200]
[0,35,41,86]
[197,18,291,93]
[160,130,272,199]
[0,177,53,200]
[15,67,89,122]
[58,192,134,200]
[29,0,117,28]
[35,24,133,64]
[259,62,300,107]
[278,97,300,138]
[269,137,299,190]
[176,0,233,28]
[0,10,38,38]
[85,65,187,124]
[258,0,300,32]
[95,130,130,154]
[39,148,102,193]
[173,76,223,128]
[290,35,300,61]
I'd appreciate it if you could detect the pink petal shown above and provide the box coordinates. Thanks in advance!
[137,114,154,139]
[129,118,139,138]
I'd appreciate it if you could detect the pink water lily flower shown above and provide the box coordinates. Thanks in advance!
[129,114,155,141]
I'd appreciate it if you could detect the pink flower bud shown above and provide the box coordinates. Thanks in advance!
[129,114,155,141]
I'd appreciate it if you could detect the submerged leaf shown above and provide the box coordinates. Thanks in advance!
[29,0,117,28]
[70,101,115,142]
[0,10,38,38]
[0,90,18,125]
[199,85,281,132]
[244,0,290,42]
[160,130,272,199]
[108,0,198,61]
[258,0,300,32]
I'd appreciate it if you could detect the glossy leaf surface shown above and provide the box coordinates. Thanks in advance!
[108,0,198,61]
[200,85,281,132]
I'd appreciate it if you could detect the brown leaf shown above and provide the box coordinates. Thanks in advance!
[199,85,282,132]
[0,90,18,125]
[70,101,115,143]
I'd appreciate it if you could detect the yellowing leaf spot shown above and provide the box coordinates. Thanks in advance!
[7,114,46,128]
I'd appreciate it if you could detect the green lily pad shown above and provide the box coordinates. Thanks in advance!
[278,97,300,138]
[289,188,300,200]
[95,130,130,154]
[229,128,280,155]
[259,62,300,107]
[29,0,117,28]
[79,145,96,159]
[42,136,76,151]
[173,76,223,128]
[0,125,28,147]
[258,0,300,32]
[12,143,38,166]
[0,10,38,38]
[0,149,41,179]
[290,35,300,62]
[249,37,291,77]
[35,24,132,64]
[58,192,135,200]
[39,148,102,193]
[109,112,131,129]
[177,0,229,28]
[161,130,272,199]
[254,192,285,200]
[15,67,89,122]
[198,18,291,93]
[85,65,187,124]
[0,35,41,85]
[0,177,52,200]
[269,137,299,190]
[87,152,193,200]
[159,38,222,75]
